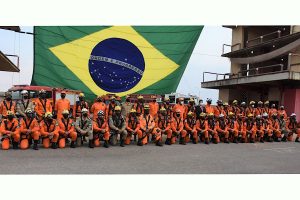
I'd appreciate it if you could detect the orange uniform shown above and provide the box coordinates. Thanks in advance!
[58,118,77,147]
[171,116,187,144]
[149,101,159,118]
[227,119,238,138]
[139,114,160,144]
[34,98,52,119]
[207,119,219,143]
[184,117,198,143]
[156,115,172,140]
[196,119,209,142]
[55,99,70,120]
[73,100,89,118]
[244,120,256,142]
[91,102,107,119]
[125,116,141,145]
[172,104,186,119]
[205,104,215,114]
[245,107,256,117]
[20,117,40,141]
[1,118,20,143]
[278,110,287,119]
[214,106,226,117]
[93,118,110,145]
[0,100,16,118]
[107,102,118,117]
[133,103,144,116]
[40,119,59,148]
[287,118,300,140]
[159,103,173,118]
[269,118,281,139]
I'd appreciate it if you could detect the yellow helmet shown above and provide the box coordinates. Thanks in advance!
[7,111,14,116]
[164,97,170,101]
[25,108,33,114]
[137,95,144,99]
[208,112,214,117]
[45,112,53,118]
[79,93,85,97]
[232,100,238,104]
[130,108,136,113]
[62,109,69,115]
[144,104,150,109]
[187,111,194,116]
[159,107,166,112]
[200,113,206,117]
[189,98,195,102]
[228,112,234,116]
[247,113,253,118]
[223,102,229,106]
[114,106,121,111]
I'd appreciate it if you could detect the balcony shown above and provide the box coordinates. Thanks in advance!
[0,51,20,72]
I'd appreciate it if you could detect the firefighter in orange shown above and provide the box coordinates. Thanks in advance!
[91,96,107,120]
[227,112,239,143]
[269,113,281,142]
[287,113,300,142]
[205,98,214,115]
[172,97,186,119]
[159,97,173,118]
[20,108,40,150]
[149,95,159,119]
[246,101,256,117]
[230,100,240,115]
[93,110,110,148]
[261,112,273,142]
[278,113,289,142]
[223,102,230,117]
[125,109,141,145]
[214,100,225,117]
[216,114,229,143]
[196,113,209,144]
[254,115,265,143]
[255,101,264,116]
[269,104,277,116]
[58,110,77,148]
[34,89,52,121]
[107,96,119,117]
[244,114,256,143]
[139,105,162,146]
[207,112,219,144]
[239,102,247,117]
[133,95,144,117]
[236,114,246,143]
[54,90,70,120]
[40,112,59,149]
[73,93,89,119]
[263,101,270,116]
[156,107,172,145]
[278,106,287,119]
[0,92,16,119]
[171,109,187,145]
[184,111,198,144]
[0,111,20,150]
[185,98,196,118]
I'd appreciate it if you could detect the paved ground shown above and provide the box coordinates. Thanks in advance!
[0,141,300,174]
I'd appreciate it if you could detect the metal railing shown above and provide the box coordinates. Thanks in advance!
[246,30,281,47]
[222,43,241,54]
[202,72,232,82]
[5,54,19,68]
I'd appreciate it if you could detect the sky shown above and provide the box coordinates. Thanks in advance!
[0,26,231,102]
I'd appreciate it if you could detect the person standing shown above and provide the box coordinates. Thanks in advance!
[16,90,35,118]
[73,93,89,119]
[54,90,70,120]
[0,92,16,119]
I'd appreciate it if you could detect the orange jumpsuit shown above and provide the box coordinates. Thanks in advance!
[58,118,77,148]
[263,107,270,117]
[196,119,209,141]
[245,107,256,117]
[227,119,238,138]
[73,100,89,118]
[269,108,278,116]
[278,110,287,120]
[287,119,300,140]
[184,104,196,118]
[207,119,219,143]
[184,117,198,143]
[1,118,20,145]
[236,119,246,141]
[34,98,52,120]
[214,106,226,117]
[216,120,229,141]
[255,120,266,141]
[269,119,281,139]
[230,106,240,115]
[255,107,264,116]
[55,99,70,120]
[149,101,159,118]
[0,100,16,118]
[205,104,215,115]
[125,116,141,145]
[107,102,117,117]
[133,103,144,116]
[139,114,161,144]
[20,117,40,141]
[40,119,59,148]
[91,102,107,120]
[244,120,256,142]
[172,104,186,119]
[159,103,173,118]
[261,119,272,138]
[156,115,172,140]
[93,118,110,146]
[171,116,187,144]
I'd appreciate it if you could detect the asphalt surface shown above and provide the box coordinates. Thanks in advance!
[0,139,300,174]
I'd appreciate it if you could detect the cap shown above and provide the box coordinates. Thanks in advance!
[232,100,238,104]
[21,90,28,95]
[81,108,88,113]
[159,107,166,112]
[228,112,234,116]
[114,106,121,111]
[62,109,69,115]
[130,108,137,113]
[79,93,85,97]
[262,112,268,117]
[223,102,228,106]
[219,114,224,118]
[264,101,269,105]
[247,113,253,118]
[208,112,214,117]
[200,113,206,117]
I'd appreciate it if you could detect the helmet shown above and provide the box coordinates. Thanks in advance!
[247,113,253,118]
[219,114,224,118]
[262,112,268,118]
[200,113,206,117]
[39,89,46,94]
[280,105,284,109]
[7,111,14,116]
[272,112,278,117]
[189,98,195,102]
[143,104,150,110]
[21,90,28,95]
[223,102,228,106]
[232,100,238,104]
[228,112,234,116]
[258,101,263,105]
[62,109,69,115]
[208,112,214,117]
[291,113,296,117]
[206,98,212,102]
[164,97,170,101]
[81,108,88,113]
[159,107,166,112]
[187,111,194,116]
[45,112,53,118]
[25,108,33,114]
[97,110,105,116]
[250,101,255,105]
[256,115,261,119]
[217,99,223,104]
[110,96,116,100]
[178,97,184,101]
[114,106,121,111]
[137,95,143,99]
[241,102,246,106]
[79,93,85,97]
[130,109,137,113]
[264,101,269,105]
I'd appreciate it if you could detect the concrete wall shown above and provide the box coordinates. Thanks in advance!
[283,88,300,121]
[232,26,244,51]
[219,89,230,102]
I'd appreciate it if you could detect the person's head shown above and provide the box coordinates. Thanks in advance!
[262,112,268,120]
[164,97,170,105]
[280,113,285,119]
[219,114,224,121]
[189,98,195,105]
[232,100,238,106]
[208,112,214,119]
[247,114,253,121]
[110,96,116,103]
[61,91,66,99]
[97,110,105,120]
[199,99,203,104]
[272,113,278,119]
[257,101,263,107]
[206,98,212,105]
[45,112,53,122]
[237,114,243,121]
[256,115,261,121]
[217,100,223,106]
[152,96,157,102]
[126,95,130,102]
[200,112,206,120]
[223,102,228,108]
[241,102,246,108]
[137,95,144,103]
[114,106,121,116]
[62,110,69,119]
[25,108,34,118]
[39,89,46,99]
[144,104,150,115]
[81,108,88,117]
[130,109,136,117]
[7,111,14,120]
[249,101,255,108]
[187,111,194,118]
[228,112,234,119]
[79,93,85,101]
[96,96,103,102]
[21,90,29,99]
[5,92,12,101]
[178,98,184,105]
[264,101,269,107]
[159,107,167,116]
[271,104,276,108]
[280,105,284,110]
[290,113,296,120]
[175,109,181,118]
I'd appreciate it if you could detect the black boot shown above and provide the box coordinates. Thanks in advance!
[51,142,57,149]
[120,139,125,147]
[156,140,163,146]
[295,137,299,143]
[281,136,287,142]
[104,140,109,148]
[233,137,238,144]
[241,138,245,143]
[33,140,39,150]
[12,142,19,149]
[179,137,186,145]
[89,140,94,148]
[213,138,218,144]
[267,136,273,142]
[165,138,171,145]
[137,139,143,146]
[224,138,229,144]
[250,139,255,143]
[28,139,32,147]
[274,137,280,142]
[192,138,197,144]
[70,141,76,148]
[260,138,264,143]
[205,138,209,144]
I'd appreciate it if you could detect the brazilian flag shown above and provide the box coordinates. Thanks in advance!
[32,26,203,101]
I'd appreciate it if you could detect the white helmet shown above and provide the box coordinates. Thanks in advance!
[262,112,268,118]
[21,90,28,95]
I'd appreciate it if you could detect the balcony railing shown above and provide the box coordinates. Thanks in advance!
[222,43,242,54]
[246,30,282,47]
